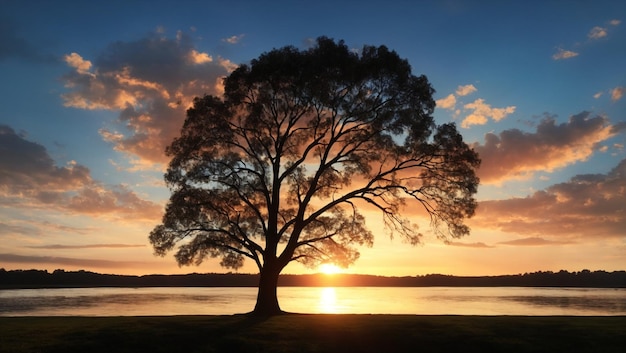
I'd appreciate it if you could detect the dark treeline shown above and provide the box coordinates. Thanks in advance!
[1,268,625,289]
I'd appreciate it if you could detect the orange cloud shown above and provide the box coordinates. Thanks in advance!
[455,84,477,96]
[473,112,623,184]
[445,241,493,248]
[188,49,213,64]
[64,52,92,74]
[471,157,626,240]
[61,31,234,164]
[436,85,514,127]
[497,237,574,246]
[436,93,456,109]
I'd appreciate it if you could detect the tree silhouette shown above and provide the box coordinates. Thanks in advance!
[150,37,480,315]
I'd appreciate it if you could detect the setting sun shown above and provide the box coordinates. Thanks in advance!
[319,264,342,275]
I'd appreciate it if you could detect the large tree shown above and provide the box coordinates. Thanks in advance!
[150,37,480,315]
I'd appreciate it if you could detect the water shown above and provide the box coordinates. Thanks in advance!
[1,287,624,316]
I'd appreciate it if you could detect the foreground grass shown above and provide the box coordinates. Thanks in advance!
[1,315,625,353]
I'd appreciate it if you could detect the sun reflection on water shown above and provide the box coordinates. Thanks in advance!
[318,287,338,313]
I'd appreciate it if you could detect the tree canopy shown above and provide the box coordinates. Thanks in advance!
[150,37,480,314]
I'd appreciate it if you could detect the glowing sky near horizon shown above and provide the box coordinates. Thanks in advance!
[1,0,624,276]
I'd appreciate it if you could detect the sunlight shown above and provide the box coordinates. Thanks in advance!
[319,264,342,275]
[318,287,338,313]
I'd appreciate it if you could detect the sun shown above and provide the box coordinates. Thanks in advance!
[318,263,342,275]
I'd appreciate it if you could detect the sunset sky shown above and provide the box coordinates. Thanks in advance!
[1,0,624,277]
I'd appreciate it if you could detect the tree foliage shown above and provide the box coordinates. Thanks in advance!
[150,37,480,313]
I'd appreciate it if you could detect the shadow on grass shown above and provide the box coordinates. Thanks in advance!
[1,314,625,353]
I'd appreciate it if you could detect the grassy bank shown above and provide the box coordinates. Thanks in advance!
[1,315,625,353]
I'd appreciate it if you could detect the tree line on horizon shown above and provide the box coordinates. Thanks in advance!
[1,268,624,289]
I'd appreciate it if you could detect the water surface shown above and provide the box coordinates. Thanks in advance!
[1,287,624,316]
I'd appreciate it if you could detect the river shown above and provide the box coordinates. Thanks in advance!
[1,287,625,316]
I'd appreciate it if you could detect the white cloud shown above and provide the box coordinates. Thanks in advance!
[593,91,603,99]
[609,19,621,26]
[588,26,608,39]
[552,48,579,60]
[223,34,245,44]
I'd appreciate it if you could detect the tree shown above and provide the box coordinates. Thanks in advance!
[150,37,480,315]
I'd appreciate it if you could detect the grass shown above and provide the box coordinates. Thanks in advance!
[1,314,625,353]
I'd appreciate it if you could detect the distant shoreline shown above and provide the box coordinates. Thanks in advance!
[2,268,625,289]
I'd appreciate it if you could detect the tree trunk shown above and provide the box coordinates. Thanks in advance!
[252,264,283,316]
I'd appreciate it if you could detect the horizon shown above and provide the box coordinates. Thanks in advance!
[3,267,624,279]
[1,1,625,277]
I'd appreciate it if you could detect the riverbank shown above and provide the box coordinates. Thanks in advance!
[1,315,625,352]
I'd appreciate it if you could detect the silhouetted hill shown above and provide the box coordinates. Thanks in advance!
[0,268,624,289]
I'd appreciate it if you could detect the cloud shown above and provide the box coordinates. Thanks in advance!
[611,87,624,101]
[188,49,213,64]
[61,30,235,164]
[461,98,516,128]
[0,253,148,269]
[436,85,514,128]
[436,84,477,111]
[588,20,620,39]
[445,241,493,248]
[223,34,245,44]
[593,91,603,99]
[455,84,477,96]
[473,112,624,184]
[0,219,95,239]
[552,48,579,60]
[0,125,91,191]
[471,157,626,240]
[0,222,34,236]
[553,20,620,60]
[588,26,608,39]
[497,237,574,246]
[0,125,161,220]
[436,93,456,109]
[64,53,93,74]
[26,244,146,249]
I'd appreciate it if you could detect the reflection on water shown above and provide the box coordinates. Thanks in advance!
[318,287,338,313]
[0,287,258,316]
[1,287,625,316]
[280,287,626,316]
[505,293,625,312]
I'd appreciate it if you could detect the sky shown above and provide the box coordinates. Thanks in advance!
[1,0,624,277]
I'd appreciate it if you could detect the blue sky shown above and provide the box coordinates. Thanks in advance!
[1,0,624,276]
